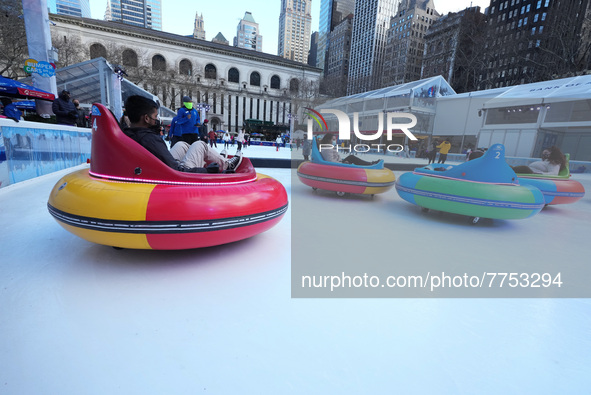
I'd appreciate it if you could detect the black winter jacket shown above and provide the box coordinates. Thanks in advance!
[52,96,77,125]
[124,127,183,170]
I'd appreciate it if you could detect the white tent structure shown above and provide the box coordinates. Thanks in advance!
[315,76,456,140]
[22,58,176,120]
[434,75,591,160]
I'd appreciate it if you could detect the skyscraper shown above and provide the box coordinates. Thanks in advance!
[47,0,91,18]
[317,0,355,70]
[212,32,230,45]
[480,0,591,89]
[347,0,397,95]
[104,2,113,21]
[278,0,313,64]
[382,0,440,87]
[106,0,162,31]
[193,13,205,40]
[234,12,263,52]
[324,13,353,97]
[421,7,485,93]
[308,31,319,66]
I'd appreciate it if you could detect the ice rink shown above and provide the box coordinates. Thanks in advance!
[1,144,590,394]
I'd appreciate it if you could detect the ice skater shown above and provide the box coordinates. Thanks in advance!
[437,139,451,164]
[276,135,282,151]
[237,128,245,151]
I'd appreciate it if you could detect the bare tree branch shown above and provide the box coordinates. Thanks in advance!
[0,0,28,79]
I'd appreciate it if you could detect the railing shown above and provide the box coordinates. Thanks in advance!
[0,119,92,188]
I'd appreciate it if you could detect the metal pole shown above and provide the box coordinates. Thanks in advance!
[22,0,57,117]
[111,73,123,121]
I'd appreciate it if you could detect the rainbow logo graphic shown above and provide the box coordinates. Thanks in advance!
[304,107,328,132]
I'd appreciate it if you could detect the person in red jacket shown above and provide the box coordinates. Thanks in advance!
[208,129,217,148]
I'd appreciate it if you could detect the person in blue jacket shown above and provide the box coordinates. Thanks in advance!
[176,96,200,145]
[1,97,22,122]
[167,115,182,147]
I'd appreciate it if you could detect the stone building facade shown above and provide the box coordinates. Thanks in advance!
[49,14,321,133]
[421,7,486,93]
[346,0,396,95]
[278,0,313,64]
[324,13,353,97]
[480,0,591,89]
[382,0,440,87]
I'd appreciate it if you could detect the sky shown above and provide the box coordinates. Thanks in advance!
[89,0,491,56]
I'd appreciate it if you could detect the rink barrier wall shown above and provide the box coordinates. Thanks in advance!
[0,119,91,189]
[2,118,590,189]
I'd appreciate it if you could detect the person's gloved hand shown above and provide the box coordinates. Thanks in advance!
[178,165,207,173]
[205,163,220,173]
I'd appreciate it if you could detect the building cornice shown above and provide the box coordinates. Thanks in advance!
[50,14,322,75]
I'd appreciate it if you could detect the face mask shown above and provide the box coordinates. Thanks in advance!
[184,102,193,110]
[149,119,161,133]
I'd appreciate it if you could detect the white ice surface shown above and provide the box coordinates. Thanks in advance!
[1,148,591,394]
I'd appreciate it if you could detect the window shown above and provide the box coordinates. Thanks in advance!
[534,14,539,22]
[544,0,549,6]
[250,71,261,86]
[151,54,166,72]
[536,0,542,8]
[89,43,107,59]
[205,63,217,79]
[122,49,138,67]
[289,79,299,93]
[228,67,239,83]
[532,27,536,35]
[270,75,280,89]
[179,59,192,76]
[542,12,547,20]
